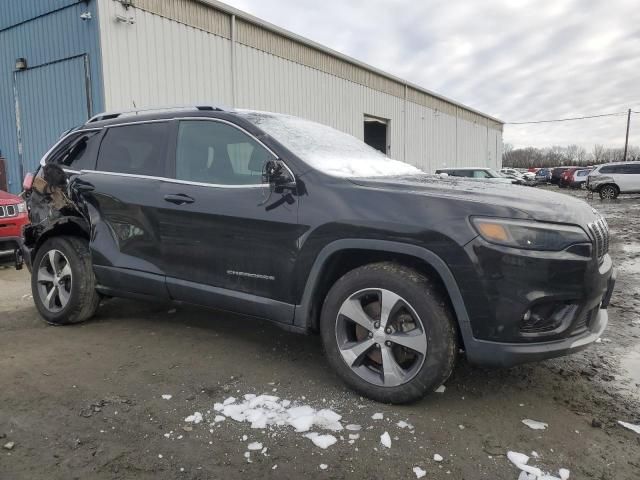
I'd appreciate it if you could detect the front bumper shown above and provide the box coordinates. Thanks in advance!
[465,304,609,367]
[456,235,616,367]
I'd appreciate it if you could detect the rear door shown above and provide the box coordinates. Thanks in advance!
[158,118,302,321]
[78,121,173,299]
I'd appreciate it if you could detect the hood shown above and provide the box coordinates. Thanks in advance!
[0,190,22,206]
[348,174,599,227]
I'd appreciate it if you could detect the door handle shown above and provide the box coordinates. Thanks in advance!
[164,193,195,205]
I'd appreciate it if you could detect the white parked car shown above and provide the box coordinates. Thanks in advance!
[435,167,516,184]
[587,161,640,199]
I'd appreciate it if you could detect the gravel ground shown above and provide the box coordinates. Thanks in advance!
[1,186,639,480]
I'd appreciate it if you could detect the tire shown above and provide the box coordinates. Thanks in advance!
[31,236,100,325]
[599,184,619,200]
[320,262,457,404]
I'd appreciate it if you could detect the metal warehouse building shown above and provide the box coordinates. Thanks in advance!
[0,0,504,193]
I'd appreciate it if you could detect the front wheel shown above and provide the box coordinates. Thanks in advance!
[31,236,100,325]
[599,184,619,199]
[320,262,457,404]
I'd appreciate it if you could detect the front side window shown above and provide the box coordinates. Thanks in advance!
[97,122,170,177]
[175,120,273,185]
[48,131,100,170]
[473,170,490,178]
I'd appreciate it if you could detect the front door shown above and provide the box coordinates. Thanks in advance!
[158,119,302,321]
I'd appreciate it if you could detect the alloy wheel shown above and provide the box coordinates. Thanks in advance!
[335,288,427,387]
[600,186,616,199]
[37,249,73,313]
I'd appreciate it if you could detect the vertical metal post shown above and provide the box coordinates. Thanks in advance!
[403,84,407,161]
[231,14,237,108]
[623,108,631,161]
[13,71,25,184]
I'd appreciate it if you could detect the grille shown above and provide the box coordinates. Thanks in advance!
[0,205,18,218]
[588,215,609,259]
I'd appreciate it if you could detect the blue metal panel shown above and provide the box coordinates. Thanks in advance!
[0,0,104,193]
[15,56,91,178]
[0,0,80,31]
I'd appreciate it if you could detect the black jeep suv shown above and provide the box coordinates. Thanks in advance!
[20,106,616,403]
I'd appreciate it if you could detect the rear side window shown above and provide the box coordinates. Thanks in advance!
[599,164,623,174]
[48,131,100,170]
[97,122,170,177]
[622,163,640,174]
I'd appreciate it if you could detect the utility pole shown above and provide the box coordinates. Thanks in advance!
[623,108,631,161]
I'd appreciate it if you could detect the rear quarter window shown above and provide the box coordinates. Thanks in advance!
[47,131,101,171]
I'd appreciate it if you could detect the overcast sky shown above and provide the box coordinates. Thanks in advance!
[224,0,639,150]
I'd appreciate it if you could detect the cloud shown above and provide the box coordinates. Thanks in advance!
[223,0,639,149]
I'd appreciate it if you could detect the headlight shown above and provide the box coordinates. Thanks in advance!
[471,217,589,251]
[16,202,27,213]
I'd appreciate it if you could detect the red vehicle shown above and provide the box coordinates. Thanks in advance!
[559,167,582,188]
[0,189,29,264]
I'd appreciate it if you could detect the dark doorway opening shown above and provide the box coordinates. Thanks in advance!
[364,116,388,155]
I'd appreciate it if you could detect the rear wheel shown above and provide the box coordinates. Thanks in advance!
[31,236,100,325]
[320,262,457,404]
[599,184,619,199]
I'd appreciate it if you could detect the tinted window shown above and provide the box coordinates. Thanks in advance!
[622,163,640,174]
[48,131,100,170]
[97,122,170,176]
[175,120,273,185]
[599,164,624,174]
[472,170,490,178]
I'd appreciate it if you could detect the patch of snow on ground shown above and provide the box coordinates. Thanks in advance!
[380,432,391,448]
[247,442,263,451]
[433,454,443,462]
[618,420,640,434]
[413,466,427,478]
[522,419,548,430]
[319,464,328,470]
[507,450,571,479]
[435,385,446,393]
[185,412,203,424]
[372,412,384,420]
[215,394,343,433]
[161,394,172,400]
[346,424,361,431]
[397,420,414,429]
[304,432,337,449]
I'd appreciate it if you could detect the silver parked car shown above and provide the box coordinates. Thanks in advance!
[587,161,640,199]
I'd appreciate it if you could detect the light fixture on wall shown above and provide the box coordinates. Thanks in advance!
[15,58,27,71]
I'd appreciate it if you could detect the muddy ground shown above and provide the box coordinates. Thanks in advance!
[1,186,639,480]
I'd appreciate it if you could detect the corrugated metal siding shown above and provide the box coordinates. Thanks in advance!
[133,0,230,38]
[0,1,104,193]
[0,0,79,31]
[236,20,406,99]
[98,1,233,110]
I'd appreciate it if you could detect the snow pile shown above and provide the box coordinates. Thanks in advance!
[380,432,392,448]
[507,451,570,479]
[161,394,172,400]
[433,454,443,462]
[371,412,384,420]
[304,432,338,449]
[413,466,427,478]
[618,420,640,434]
[522,419,548,430]
[184,412,203,424]
[214,394,343,432]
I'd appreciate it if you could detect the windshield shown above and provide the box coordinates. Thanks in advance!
[239,111,423,178]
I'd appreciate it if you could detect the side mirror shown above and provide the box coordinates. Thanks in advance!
[264,160,296,191]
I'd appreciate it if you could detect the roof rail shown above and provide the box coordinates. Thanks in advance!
[87,104,229,123]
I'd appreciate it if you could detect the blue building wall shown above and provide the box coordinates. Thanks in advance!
[0,0,105,193]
